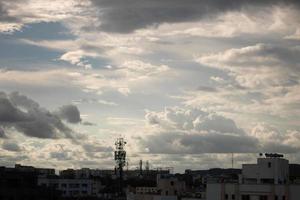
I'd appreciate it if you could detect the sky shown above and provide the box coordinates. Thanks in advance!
[0,0,300,172]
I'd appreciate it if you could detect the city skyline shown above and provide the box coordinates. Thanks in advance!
[0,0,300,172]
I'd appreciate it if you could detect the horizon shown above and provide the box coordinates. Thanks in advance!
[0,0,300,173]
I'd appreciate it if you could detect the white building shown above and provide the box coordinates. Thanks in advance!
[207,154,300,200]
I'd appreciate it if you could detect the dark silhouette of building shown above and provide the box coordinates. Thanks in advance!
[0,166,59,200]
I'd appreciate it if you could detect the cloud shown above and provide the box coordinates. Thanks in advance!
[285,28,300,40]
[2,140,21,152]
[0,127,5,138]
[50,151,72,161]
[60,50,92,69]
[81,121,95,126]
[0,0,91,32]
[55,104,81,124]
[250,124,300,153]
[196,43,300,74]
[0,91,78,139]
[141,107,258,153]
[118,60,169,79]
[140,106,300,154]
[82,143,113,153]
[146,107,244,135]
[67,60,170,95]
[139,131,258,154]
[191,43,300,118]
[89,0,300,33]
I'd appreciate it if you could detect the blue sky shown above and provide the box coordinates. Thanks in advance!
[0,0,300,172]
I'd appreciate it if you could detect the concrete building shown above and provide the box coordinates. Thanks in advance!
[207,154,300,200]
[127,174,186,200]
[38,177,103,198]
[157,174,186,196]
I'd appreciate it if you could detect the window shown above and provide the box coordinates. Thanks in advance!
[170,181,174,186]
[260,195,268,200]
[268,162,271,168]
[282,196,286,200]
[275,195,278,200]
[165,190,169,195]
[225,194,228,200]
[232,194,235,200]
[241,195,250,200]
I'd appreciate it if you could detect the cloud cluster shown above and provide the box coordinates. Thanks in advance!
[192,43,300,119]
[139,107,300,154]
[196,43,300,89]
[0,91,80,139]
[141,107,257,153]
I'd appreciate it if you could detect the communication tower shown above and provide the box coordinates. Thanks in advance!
[114,137,126,196]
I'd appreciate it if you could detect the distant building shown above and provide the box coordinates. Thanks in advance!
[127,174,186,200]
[15,164,55,176]
[157,174,186,196]
[38,177,103,198]
[0,166,59,200]
[207,154,300,200]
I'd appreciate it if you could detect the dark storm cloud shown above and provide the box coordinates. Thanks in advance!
[0,92,81,139]
[55,105,81,124]
[90,0,300,33]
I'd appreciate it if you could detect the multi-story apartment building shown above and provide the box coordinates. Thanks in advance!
[207,154,300,200]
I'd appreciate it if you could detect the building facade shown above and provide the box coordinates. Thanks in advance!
[207,154,300,200]
[38,177,103,198]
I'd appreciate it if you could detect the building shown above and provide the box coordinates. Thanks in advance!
[157,174,186,196]
[38,177,103,198]
[127,174,186,200]
[207,153,300,200]
[0,166,59,200]
[15,164,55,176]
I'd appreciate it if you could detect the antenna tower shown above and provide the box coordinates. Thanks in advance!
[114,137,126,196]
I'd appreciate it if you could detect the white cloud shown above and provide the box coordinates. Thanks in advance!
[60,50,93,69]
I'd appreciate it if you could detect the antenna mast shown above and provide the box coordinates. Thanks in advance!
[231,153,234,168]
[114,137,126,197]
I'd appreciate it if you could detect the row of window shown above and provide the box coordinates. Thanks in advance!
[45,183,90,188]
[240,194,286,200]
[226,194,286,200]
